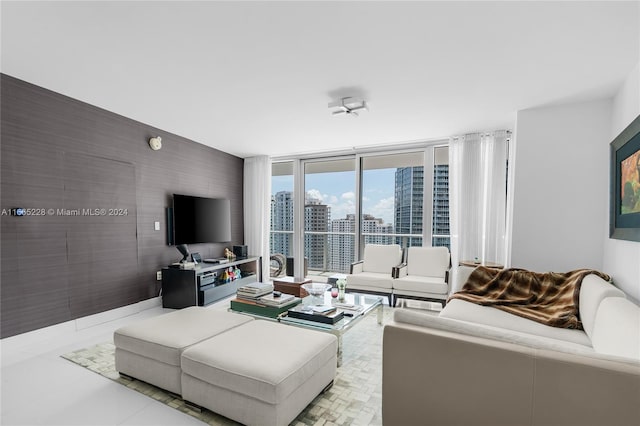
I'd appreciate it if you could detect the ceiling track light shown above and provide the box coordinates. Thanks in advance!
[328,97,368,117]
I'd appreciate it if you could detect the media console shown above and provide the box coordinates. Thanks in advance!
[161,256,262,308]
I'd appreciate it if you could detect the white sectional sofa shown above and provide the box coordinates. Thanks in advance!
[382,268,640,426]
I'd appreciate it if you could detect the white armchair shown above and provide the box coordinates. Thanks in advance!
[392,246,451,307]
[346,244,403,305]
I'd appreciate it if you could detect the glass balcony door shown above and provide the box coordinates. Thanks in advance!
[270,144,450,280]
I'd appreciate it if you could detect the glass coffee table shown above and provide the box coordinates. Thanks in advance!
[230,291,383,365]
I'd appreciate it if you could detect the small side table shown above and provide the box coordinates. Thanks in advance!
[273,276,312,298]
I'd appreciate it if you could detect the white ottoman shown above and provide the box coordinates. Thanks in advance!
[114,307,253,394]
[181,320,338,426]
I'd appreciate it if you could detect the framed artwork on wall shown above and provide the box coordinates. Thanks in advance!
[610,114,640,242]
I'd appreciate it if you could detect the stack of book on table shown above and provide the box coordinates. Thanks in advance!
[287,304,345,324]
[236,282,274,301]
[231,282,301,318]
[258,292,296,307]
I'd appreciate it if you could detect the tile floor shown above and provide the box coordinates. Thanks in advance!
[1,300,205,426]
[1,297,438,426]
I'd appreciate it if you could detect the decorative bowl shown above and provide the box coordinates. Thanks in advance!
[301,283,331,297]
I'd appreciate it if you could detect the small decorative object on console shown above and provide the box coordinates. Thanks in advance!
[176,244,190,263]
[224,247,236,260]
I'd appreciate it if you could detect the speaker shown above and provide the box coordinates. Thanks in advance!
[286,257,308,277]
[233,245,248,258]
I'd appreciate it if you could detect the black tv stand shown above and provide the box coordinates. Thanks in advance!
[161,256,261,309]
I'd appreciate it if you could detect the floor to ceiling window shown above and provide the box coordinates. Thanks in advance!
[270,143,449,278]
[304,158,356,274]
[361,152,425,252]
[270,161,294,276]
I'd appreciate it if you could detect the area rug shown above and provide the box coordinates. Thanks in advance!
[61,307,394,426]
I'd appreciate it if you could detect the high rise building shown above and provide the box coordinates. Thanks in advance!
[271,161,449,274]
[328,213,392,272]
[432,164,450,248]
[394,166,424,247]
[270,191,293,257]
[362,214,394,245]
[328,214,355,273]
[304,195,330,271]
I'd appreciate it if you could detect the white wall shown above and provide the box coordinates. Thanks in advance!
[603,62,640,302]
[511,99,612,273]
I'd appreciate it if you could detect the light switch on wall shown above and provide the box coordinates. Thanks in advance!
[154,221,160,231]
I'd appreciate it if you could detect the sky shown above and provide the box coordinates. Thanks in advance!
[272,168,397,224]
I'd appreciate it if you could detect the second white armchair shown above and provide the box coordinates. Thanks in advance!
[392,246,451,307]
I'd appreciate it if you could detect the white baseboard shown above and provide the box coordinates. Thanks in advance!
[1,297,162,348]
[75,297,162,330]
[1,319,77,349]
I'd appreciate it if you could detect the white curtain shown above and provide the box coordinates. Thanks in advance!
[449,131,510,285]
[243,155,272,282]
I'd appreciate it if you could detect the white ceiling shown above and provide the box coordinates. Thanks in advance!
[2,1,638,158]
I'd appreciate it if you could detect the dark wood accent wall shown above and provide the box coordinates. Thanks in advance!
[1,74,245,338]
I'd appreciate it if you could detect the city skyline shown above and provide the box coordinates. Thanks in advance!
[272,168,398,224]
[271,165,449,273]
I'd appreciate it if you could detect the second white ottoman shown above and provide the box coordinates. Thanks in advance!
[181,320,338,426]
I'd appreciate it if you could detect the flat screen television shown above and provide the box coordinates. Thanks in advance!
[172,194,231,245]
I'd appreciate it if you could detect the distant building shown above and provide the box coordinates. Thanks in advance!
[270,161,450,274]
[328,215,355,273]
[328,213,392,272]
[394,167,424,247]
[304,195,330,271]
[362,214,394,245]
[432,164,450,248]
[270,191,293,257]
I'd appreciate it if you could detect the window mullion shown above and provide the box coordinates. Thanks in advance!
[293,159,305,278]
[424,148,435,246]
[355,154,363,261]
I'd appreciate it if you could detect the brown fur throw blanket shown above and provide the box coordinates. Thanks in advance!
[449,267,611,329]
